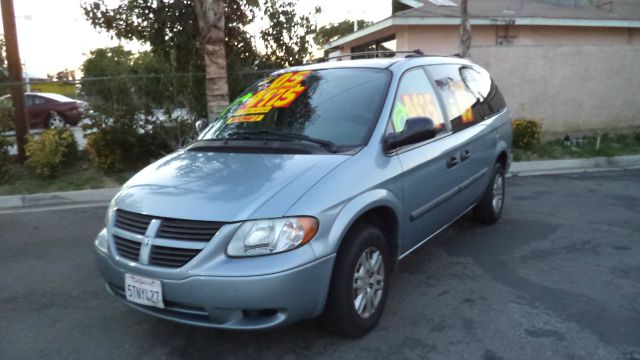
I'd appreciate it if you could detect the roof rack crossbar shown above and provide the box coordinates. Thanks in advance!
[308,49,425,64]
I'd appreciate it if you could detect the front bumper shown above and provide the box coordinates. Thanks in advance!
[96,250,335,330]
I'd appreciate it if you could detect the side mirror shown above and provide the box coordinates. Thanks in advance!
[384,117,438,152]
[195,120,208,134]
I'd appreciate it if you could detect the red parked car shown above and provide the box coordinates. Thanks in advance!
[1,93,86,129]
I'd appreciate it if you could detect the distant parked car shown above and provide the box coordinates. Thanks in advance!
[1,93,86,129]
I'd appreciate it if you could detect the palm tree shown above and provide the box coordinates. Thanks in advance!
[194,0,230,120]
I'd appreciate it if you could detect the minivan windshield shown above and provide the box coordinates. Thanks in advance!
[198,68,391,151]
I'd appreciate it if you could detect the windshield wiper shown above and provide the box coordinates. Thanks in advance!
[225,130,338,153]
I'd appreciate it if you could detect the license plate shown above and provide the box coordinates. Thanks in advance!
[124,274,164,309]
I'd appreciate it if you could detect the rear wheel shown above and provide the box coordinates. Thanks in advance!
[475,162,505,224]
[319,224,390,338]
[47,112,66,129]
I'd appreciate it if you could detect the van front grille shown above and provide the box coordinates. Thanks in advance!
[150,246,201,268]
[114,235,141,261]
[111,209,227,268]
[157,218,223,241]
[114,209,152,235]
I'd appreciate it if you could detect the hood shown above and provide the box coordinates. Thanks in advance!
[113,150,349,222]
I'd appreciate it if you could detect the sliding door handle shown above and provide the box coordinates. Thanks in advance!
[446,156,459,169]
[461,150,471,162]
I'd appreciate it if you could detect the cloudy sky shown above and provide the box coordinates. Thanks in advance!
[2,0,391,78]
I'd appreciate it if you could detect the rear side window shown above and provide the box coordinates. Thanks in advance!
[428,64,506,132]
[461,65,506,120]
[390,68,445,134]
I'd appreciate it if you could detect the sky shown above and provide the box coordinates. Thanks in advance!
[1,0,391,78]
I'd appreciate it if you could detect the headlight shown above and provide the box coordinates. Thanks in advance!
[95,228,109,254]
[227,217,319,257]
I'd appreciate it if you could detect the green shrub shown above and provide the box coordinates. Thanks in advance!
[0,100,14,182]
[512,119,542,150]
[0,136,11,183]
[25,129,78,178]
[84,110,162,172]
[83,108,196,173]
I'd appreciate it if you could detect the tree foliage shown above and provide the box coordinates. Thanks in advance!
[313,19,371,50]
[0,38,6,73]
[260,0,318,67]
[80,46,135,111]
[0,38,8,86]
[81,0,316,99]
[47,69,77,82]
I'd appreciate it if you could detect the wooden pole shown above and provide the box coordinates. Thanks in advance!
[1,0,29,163]
[459,0,471,58]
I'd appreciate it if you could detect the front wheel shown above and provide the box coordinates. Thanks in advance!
[474,162,506,224]
[47,111,66,129]
[319,224,390,338]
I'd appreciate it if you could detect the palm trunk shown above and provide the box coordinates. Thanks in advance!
[194,0,230,120]
[459,0,471,58]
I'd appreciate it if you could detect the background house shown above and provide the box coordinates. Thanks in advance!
[327,0,640,135]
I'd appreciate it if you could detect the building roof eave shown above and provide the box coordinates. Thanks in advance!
[325,16,640,49]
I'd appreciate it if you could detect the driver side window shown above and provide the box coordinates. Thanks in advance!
[390,68,446,134]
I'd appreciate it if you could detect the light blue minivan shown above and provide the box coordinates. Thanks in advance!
[95,53,512,337]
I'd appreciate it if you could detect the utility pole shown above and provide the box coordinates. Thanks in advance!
[1,0,29,163]
[459,0,471,58]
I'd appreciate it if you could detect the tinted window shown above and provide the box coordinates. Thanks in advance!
[390,68,445,134]
[200,68,391,148]
[25,95,34,107]
[461,65,506,119]
[428,64,506,132]
[33,96,47,105]
[428,64,479,132]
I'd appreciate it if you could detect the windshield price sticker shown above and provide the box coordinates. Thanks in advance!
[227,115,265,123]
[227,70,312,123]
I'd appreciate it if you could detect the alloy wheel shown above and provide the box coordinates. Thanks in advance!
[352,247,385,319]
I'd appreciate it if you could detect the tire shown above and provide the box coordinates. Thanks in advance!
[47,112,66,129]
[319,223,391,338]
[474,162,506,224]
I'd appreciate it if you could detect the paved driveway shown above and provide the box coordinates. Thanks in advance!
[1,170,639,360]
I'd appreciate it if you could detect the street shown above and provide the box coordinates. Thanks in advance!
[1,170,639,360]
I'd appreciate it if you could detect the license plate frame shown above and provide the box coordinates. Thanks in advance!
[124,273,165,309]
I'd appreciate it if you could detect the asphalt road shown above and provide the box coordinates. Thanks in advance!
[1,170,639,360]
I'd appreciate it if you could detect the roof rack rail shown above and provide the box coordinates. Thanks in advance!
[308,49,426,64]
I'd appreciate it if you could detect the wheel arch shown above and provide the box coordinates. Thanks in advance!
[325,189,402,270]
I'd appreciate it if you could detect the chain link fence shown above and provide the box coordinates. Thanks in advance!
[0,69,276,167]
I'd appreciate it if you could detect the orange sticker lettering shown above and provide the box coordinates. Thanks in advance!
[233,71,312,119]
[226,115,265,123]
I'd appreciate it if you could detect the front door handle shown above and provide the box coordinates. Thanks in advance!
[461,150,471,162]
[446,156,459,169]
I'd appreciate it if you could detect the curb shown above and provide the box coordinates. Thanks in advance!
[508,154,640,177]
[1,155,639,211]
[0,188,119,212]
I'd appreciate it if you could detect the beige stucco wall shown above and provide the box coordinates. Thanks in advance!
[394,25,638,52]
[472,45,640,135]
[336,24,640,134]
